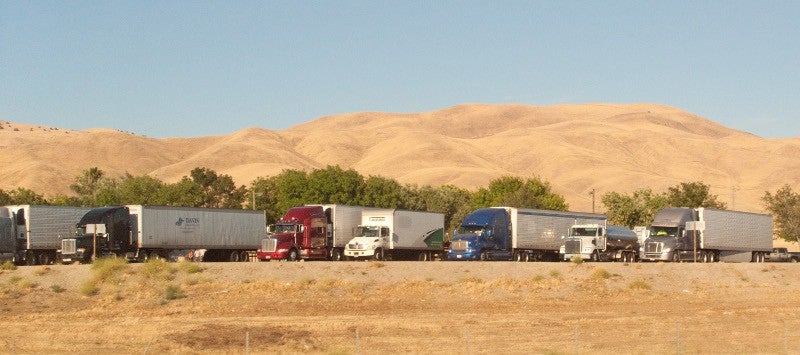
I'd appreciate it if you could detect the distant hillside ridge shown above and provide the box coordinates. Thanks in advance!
[1,103,798,213]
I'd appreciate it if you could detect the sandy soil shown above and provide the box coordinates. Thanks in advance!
[1,260,799,354]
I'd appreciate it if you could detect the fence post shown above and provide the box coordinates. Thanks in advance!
[574,326,579,355]
[466,325,471,355]
[675,322,681,355]
[245,331,250,355]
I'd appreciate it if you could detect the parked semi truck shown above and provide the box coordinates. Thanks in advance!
[59,205,266,263]
[640,207,773,263]
[0,205,91,265]
[344,209,445,261]
[257,205,368,261]
[448,207,605,261]
[560,223,639,262]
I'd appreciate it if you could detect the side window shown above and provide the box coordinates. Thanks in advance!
[381,227,389,237]
[598,228,603,236]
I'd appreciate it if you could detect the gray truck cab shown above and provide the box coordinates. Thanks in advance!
[640,208,696,261]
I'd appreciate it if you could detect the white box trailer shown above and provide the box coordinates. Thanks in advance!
[345,209,445,261]
[692,208,772,262]
[313,204,379,260]
[0,205,91,265]
[509,207,606,260]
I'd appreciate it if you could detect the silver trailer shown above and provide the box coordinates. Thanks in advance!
[0,205,91,265]
[345,209,445,261]
[561,224,638,262]
[61,205,266,263]
[641,207,772,263]
[508,207,606,261]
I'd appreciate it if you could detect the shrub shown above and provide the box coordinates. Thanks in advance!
[164,284,186,300]
[570,256,584,265]
[178,261,205,274]
[79,280,99,296]
[549,269,562,280]
[50,285,66,293]
[590,268,612,281]
[140,258,176,281]
[91,257,129,282]
[628,279,651,290]
[0,262,17,271]
[34,266,51,276]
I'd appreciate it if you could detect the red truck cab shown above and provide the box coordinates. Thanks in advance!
[257,206,328,261]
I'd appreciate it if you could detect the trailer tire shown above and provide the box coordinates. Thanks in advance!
[331,249,344,261]
[417,252,429,261]
[791,257,798,263]
[239,251,250,262]
[38,253,52,265]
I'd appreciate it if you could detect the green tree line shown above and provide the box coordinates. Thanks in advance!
[1,166,797,244]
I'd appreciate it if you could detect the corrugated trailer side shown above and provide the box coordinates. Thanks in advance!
[511,208,606,250]
[131,205,265,249]
[10,205,91,250]
[697,208,772,251]
[387,210,444,250]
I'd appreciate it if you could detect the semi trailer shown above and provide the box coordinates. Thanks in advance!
[344,209,445,261]
[640,207,773,263]
[448,207,605,261]
[0,205,91,265]
[59,205,266,263]
[257,204,369,261]
[560,223,639,262]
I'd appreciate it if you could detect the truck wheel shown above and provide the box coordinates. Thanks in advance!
[672,251,680,262]
[332,249,344,261]
[590,251,599,262]
[791,258,798,263]
[479,251,488,261]
[417,252,429,261]
[374,249,384,261]
[287,249,299,262]
[38,253,52,265]
[239,251,250,262]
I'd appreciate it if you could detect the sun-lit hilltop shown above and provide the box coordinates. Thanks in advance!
[1,103,798,213]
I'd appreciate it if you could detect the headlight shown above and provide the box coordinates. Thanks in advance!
[77,248,86,253]
[662,247,672,253]
[277,248,288,253]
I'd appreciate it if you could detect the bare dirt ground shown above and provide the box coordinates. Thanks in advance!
[1,260,799,354]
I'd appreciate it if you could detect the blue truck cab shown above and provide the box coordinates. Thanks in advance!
[448,208,511,261]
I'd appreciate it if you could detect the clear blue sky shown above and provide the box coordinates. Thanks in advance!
[2,1,798,138]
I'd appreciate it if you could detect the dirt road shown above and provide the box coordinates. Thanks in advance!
[1,260,799,354]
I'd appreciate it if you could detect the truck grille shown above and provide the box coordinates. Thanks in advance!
[348,243,366,250]
[261,238,277,253]
[450,240,469,252]
[645,242,662,253]
[62,239,77,255]
[564,239,581,254]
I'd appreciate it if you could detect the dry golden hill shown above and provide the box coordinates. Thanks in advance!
[1,103,799,214]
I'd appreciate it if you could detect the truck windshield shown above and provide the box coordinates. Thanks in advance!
[274,224,298,234]
[649,227,678,237]
[357,226,380,238]
[456,225,485,235]
[571,227,599,237]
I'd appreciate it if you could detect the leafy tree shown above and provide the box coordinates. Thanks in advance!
[189,167,247,208]
[160,177,205,207]
[69,167,110,205]
[762,185,800,245]
[472,176,568,211]
[602,188,668,228]
[116,174,166,205]
[360,175,404,208]
[304,165,364,205]
[0,189,13,205]
[666,182,726,209]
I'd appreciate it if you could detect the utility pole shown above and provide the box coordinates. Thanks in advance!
[589,188,596,213]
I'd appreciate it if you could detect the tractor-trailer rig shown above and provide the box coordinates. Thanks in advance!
[345,209,445,261]
[560,224,639,262]
[0,205,91,265]
[257,205,371,261]
[640,208,772,263]
[448,207,606,261]
[59,205,266,263]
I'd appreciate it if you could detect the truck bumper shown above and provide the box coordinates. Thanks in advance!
[448,251,478,260]
[344,249,375,258]
[640,253,670,261]
[256,250,287,261]
[562,253,591,261]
